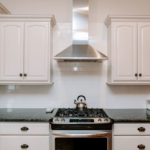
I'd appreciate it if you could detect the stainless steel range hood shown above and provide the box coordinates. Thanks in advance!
[54,45,108,62]
[54,0,108,62]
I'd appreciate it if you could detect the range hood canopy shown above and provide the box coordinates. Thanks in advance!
[54,44,108,62]
[54,0,108,62]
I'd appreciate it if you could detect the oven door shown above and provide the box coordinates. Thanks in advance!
[51,130,112,150]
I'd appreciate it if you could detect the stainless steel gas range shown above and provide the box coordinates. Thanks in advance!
[50,108,112,150]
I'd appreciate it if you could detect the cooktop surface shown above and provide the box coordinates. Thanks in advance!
[55,108,108,118]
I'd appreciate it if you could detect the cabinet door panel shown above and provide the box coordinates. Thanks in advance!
[114,136,150,150]
[114,123,150,136]
[113,22,138,81]
[0,136,49,150]
[24,22,49,81]
[0,122,49,135]
[138,23,150,81]
[0,22,24,81]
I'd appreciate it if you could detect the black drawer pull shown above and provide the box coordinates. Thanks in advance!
[21,144,29,149]
[21,127,29,131]
[138,144,145,149]
[138,127,146,132]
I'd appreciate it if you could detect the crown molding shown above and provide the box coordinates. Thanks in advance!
[104,15,150,27]
[0,15,56,26]
[0,3,11,14]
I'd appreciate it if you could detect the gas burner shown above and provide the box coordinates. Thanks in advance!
[56,108,107,118]
[53,108,112,124]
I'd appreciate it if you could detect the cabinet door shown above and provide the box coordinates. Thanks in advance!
[24,22,49,81]
[0,22,24,81]
[113,22,138,81]
[0,136,49,150]
[114,136,150,150]
[138,23,150,81]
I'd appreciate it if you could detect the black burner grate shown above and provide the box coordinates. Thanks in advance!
[55,108,108,118]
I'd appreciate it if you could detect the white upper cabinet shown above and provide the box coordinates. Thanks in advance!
[0,22,24,81]
[113,22,138,81]
[138,23,150,81]
[105,15,150,85]
[24,22,49,81]
[0,15,56,85]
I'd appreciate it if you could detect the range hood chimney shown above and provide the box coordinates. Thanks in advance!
[54,0,108,62]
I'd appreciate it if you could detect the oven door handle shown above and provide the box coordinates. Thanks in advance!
[53,132,111,137]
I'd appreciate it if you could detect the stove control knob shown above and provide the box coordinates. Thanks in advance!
[104,119,108,122]
[98,119,102,122]
[55,118,59,122]
[61,118,65,122]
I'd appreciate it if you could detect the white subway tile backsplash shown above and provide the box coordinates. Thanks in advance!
[55,72,67,76]
[67,62,76,66]
[79,67,90,72]
[57,62,67,67]
[4,85,16,90]
[70,67,80,72]
[66,23,72,30]
[76,62,85,67]
[57,23,67,30]
[61,67,72,72]
[0,86,4,91]
[89,66,101,72]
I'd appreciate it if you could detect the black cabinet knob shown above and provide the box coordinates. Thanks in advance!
[24,73,27,77]
[20,73,23,77]
[139,73,142,77]
[21,127,29,131]
[21,144,29,149]
[137,144,145,149]
[138,127,146,132]
[135,73,138,77]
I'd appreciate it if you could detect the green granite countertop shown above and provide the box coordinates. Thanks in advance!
[104,109,150,123]
[0,108,57,122]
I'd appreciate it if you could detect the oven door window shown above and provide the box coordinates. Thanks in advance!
[55,138,107,150]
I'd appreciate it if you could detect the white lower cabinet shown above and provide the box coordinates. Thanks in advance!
[114,136,150,150]
[113,123,150,150]
[114,123,150,136]
[0,122,49,135]
[0,122,50,150]
[0,136,49,150]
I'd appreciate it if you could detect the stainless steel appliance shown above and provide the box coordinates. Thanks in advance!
[53,0,108,62]
[50,108,112,150]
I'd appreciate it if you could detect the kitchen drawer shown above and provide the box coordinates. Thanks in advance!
[114,136,150,150]
[0,123,49,135]
[0,136,49,150]
[114,123,150,135]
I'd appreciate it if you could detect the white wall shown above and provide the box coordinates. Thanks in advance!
[0,0,150,108]
[0,0,72,23]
